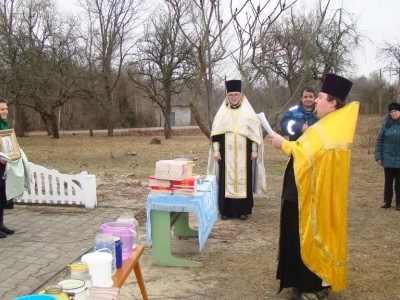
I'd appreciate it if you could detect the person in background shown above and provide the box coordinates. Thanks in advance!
[269,74,357,299]
[0,98,15,238]
[375,102,400,211]
[279,87,320,141]
[207,80,267,220]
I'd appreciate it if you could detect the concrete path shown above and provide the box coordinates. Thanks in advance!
[0,205,127,300]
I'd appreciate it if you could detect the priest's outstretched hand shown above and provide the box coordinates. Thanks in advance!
[268,132,286,150]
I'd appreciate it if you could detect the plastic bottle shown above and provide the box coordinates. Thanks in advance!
[93,233,116,275]
[117,211,139,249]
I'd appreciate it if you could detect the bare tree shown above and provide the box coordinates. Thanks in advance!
[166,0,264,137]
[0,0,84,138]
[0,0,26,136]
[378,40,400,103]
[233,1,362,125]
[127,6,193,139]
[79,0,143,137]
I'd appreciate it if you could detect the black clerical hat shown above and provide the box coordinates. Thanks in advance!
[226,80,242,93]
[388,102,400,111]
[320,73,353,101]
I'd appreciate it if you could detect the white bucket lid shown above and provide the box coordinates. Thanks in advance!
[81,252,112,264]
[57,279,86,293]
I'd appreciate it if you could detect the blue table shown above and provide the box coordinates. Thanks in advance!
[146,175,217,267]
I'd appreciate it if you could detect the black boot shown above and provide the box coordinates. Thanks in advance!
[0,224,14,235]
[0,230,6,238]
[381,202,391,208]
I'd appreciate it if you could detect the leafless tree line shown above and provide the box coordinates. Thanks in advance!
[0,0,397,139]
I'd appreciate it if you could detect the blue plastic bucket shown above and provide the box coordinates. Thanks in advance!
[114,236,122,268]
[13,295,57,300]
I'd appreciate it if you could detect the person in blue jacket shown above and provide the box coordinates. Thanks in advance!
[279,87,320,141]
[375,102,400,211]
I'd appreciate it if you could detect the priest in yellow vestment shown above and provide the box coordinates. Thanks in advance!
[269,74,359,300]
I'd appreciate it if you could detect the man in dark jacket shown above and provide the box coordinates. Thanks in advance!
[279,87,320,141]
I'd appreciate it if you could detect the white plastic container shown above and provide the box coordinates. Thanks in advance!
[58,279,87,300]
[81,251,113,288]
[117,212,140,249]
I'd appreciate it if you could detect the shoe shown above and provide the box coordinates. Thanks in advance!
[220,215,228,220]
[291,289,328,300]
[396,204,400,211]
[293,287,301,297]
[0,224,15,235]
[381,203,391,208]
[0,231,6,238]
[239,214,248,220]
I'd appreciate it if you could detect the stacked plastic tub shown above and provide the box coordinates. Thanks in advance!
[100,222,136,260]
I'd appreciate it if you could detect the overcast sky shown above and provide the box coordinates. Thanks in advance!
[57,0,399,81]
[317,0,400,81]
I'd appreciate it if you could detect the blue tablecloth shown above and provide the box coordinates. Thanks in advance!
[146,175,217,251]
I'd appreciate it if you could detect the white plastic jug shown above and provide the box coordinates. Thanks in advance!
[81,251,113,288]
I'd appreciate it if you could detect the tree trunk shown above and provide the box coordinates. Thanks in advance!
[164,105,172,139]
[105,87,114,137]
[189,76,210,138]
[107,120,114,137]
[39,112,53,136]
[13,98,26,137]
[51,109,60,139]
[190,102,210,138]
[397,72,400,103]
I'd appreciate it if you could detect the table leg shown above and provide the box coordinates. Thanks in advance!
[173,212,198,237]
[133,261,149,300]
[151,210,202,267]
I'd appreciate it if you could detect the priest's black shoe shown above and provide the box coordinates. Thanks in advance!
[220,215,228,220]
[396,204,400,211]
[239,214,248,220]
[0,231,6,238]
[0,225,15,235]
[292,287,301,297]
[381,203,391,208]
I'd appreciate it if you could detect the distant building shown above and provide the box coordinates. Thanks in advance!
[153,88,205,127]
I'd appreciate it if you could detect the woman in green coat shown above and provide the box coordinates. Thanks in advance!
[0,98,15,238]
[375,102,400,211]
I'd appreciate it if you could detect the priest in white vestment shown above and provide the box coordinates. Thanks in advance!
[207,80,267,220]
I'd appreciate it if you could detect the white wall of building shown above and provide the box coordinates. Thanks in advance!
[154,106,191,126]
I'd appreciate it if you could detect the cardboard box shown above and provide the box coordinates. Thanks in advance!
[155,160,192,180]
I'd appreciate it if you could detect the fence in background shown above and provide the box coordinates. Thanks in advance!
[16,162,97,209]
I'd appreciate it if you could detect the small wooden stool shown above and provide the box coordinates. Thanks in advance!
[112,244,148,300]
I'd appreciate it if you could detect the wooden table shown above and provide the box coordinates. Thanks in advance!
[112,244,148,300]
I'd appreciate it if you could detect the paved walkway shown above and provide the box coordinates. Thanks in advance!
[0,204,128,300]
